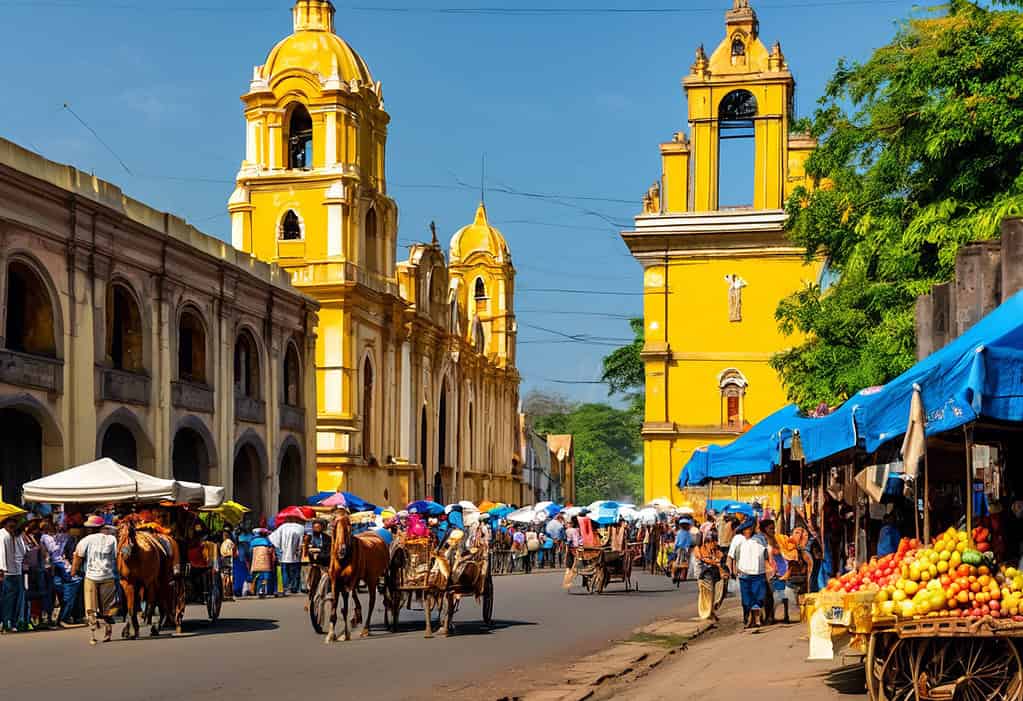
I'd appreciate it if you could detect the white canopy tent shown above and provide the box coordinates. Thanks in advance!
[22,458,210,505]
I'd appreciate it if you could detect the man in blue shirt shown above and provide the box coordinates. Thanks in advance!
[672,518,693,585]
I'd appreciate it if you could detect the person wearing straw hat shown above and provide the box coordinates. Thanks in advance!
[71,515,118,645]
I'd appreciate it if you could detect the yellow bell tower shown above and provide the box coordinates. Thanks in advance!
[230,0,401,494]
[622,0,821,503]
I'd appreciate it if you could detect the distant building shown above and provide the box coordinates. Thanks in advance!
[621,0,822,502]
[518,414,575,505]
[0,139,317,516]
[546,434,576,504]
[229,0,522,505]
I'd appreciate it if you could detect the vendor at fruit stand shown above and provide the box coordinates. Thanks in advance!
[876,512,901,557]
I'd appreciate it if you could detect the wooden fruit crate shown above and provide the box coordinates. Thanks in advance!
[897,615,1023,638]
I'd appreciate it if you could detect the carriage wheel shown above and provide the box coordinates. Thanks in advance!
[206,571,222,623]
[916,636,1023,701]
[482,574,495,626]
[865,632,894,701]
[309,572,331,635]
[877,638,924,701]
[594,567,608,595]
[389,588,403,633]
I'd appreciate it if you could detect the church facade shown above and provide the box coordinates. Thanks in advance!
[621,0,822,502]
[229,0,522,506]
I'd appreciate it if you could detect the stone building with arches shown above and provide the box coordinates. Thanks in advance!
[0,139,317,518]
[229,0,521,505]
[621,0,824,502]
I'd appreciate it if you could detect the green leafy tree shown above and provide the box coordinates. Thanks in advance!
[774,0,1023,408]
[601,318,645,417]
[533,402,642,504]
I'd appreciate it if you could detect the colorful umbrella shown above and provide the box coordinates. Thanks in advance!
[276,505,314,522]
[407,500,445,516]
[488,505,514,518]
[318,492,348,508]
[477,500,499,512]
[0,501,26,520]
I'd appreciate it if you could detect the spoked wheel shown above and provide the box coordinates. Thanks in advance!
[593,567,608,594]
[866,632,895,701]
[482,573,494,626]
[206,571,223,623]
[309,571,332,635]
[917,636,1023,701]
[878,638,924,701]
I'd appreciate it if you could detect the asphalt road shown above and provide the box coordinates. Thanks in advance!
[2,570,698,701]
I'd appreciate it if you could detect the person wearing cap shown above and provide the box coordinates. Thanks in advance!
[40,519,83,627]
[672,518,694,586]
[0,515,26,634]
[72,515,118,644]
[728,518,768,628]
[249,528,276,598]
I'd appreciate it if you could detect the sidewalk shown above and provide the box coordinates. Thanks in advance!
[591,606,869,701]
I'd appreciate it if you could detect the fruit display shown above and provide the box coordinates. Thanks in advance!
[825,526,1023,622]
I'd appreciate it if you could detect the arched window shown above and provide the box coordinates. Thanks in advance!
[362,357,373,461]
[286,104,313,170]
[718,368,748,430]
[283,342,301,407]
[280,210,302,241]
[106,283,143,372]
[731,36,746,58]
[178,308,207,384]
[474,277,487,300]
[5,260,56,358]
[364,208,378,274]
[718,89,758,208]
[234,329,260,399]
[471,317,486,354]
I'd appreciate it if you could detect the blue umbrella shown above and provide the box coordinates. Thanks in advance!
[594,501,621,526]
[489,505,514,519]
[306,491,334,505]
[407,500,445,516]
[722,502,755,517]
[544,503,562,518]
[341,491,377,513]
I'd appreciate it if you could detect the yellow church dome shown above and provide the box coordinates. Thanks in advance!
[262,1,373,85]
[450,203,511,264]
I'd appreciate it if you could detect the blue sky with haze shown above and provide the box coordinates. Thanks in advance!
[0,0,918,405]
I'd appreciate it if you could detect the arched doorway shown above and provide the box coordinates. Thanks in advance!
[100,423,137,469]
[278,443,303,511]
[438,383,448,468]
[233,442,264,518]
[420,406,428,500]
[178,307,207,383]
[234,329,261,399]
[106,283,144,371]
[172,427,210,484]
[0,408,41,505]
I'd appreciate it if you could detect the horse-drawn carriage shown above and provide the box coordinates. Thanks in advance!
[567,541,640,593]
[387,528,495,637]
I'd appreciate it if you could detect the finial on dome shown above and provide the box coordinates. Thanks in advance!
[430,221,438,246]
[473,202,489,227]
[726,0,758,37]
[293,0,335,33]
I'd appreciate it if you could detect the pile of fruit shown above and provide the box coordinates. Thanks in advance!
[826,526,1023,621]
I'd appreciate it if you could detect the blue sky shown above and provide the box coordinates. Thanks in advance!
[0,0,917,405]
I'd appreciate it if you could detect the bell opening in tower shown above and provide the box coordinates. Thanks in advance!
[717,89,758,209]
[287,104,313,170]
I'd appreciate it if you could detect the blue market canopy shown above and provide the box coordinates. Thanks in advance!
[407,500,445,516]
[341,491,377,514]
[678,289,1023,487]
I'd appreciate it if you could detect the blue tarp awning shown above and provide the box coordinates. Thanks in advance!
[678,289,1023,487]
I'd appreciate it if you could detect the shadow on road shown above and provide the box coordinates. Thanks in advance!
[824,663,867,695]
[177,617,280,636]
[352,618,538,638]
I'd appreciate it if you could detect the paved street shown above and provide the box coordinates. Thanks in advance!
[2,570,697,701]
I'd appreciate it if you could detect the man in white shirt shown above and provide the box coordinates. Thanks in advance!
[0,516,26,634]
[270,519,306,595]
[72,515,118,645]
[729,518,768,628]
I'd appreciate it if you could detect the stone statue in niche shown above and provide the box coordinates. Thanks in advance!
[642,181,661,214]
[724,274,748,322]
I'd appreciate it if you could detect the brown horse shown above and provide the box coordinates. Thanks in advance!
[324,512,391,643]
[116,521,180,638]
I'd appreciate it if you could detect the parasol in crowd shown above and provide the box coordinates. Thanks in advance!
[318,492,348,508]
[477,500,499,512]
[506,506,536,524]
[644,497,675,512]
[488,504,514,519]
[276,505,315,522]
[200,500,250,526]
[407,500,445,517]
[0,501,27,520]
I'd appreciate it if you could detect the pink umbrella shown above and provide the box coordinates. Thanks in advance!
[276,505,314,522]
[318,492,348,508]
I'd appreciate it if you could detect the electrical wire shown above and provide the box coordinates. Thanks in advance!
[519,287,645,296]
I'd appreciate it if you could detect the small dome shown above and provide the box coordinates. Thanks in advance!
[449,203,510,264]
[262,1,373,86]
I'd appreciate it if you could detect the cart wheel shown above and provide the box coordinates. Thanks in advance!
[878,637,923,701]
[309,573,331,635]
[865,632,893,701]
[917,635,1022,701]
[595,568,608,595]
[482,574,495,626]
[206,571,222,623]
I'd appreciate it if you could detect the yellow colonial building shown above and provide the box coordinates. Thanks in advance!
[229,0,522,506]
[622,0,822,503]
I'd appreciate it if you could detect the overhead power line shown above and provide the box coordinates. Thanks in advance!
[519,287,645,296]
